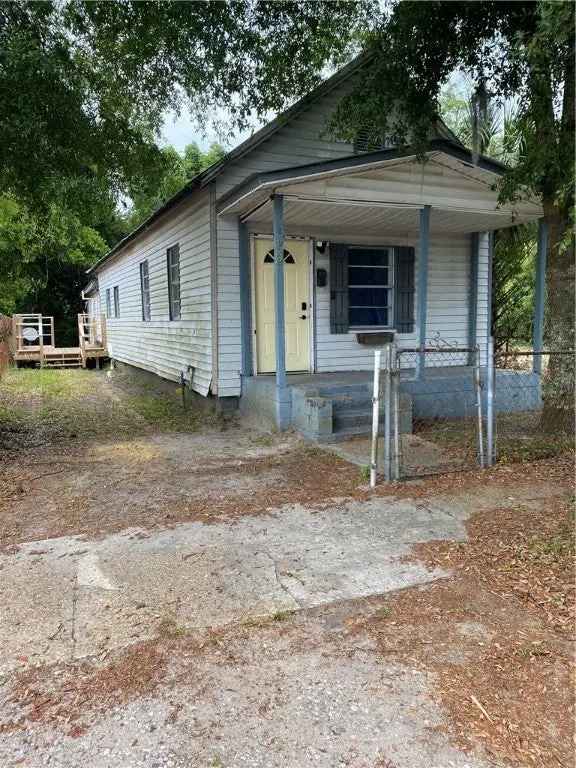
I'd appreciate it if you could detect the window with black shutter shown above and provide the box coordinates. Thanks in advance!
[329,244,415,334]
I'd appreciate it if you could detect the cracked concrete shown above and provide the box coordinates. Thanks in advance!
[0,482,553,675]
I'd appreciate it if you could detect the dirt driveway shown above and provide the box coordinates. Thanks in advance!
[0,369,573,768]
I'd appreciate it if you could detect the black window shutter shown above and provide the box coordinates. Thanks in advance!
[394,247,415,333]
[330,244,349,334]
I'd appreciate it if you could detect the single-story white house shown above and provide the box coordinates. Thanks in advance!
[86,56,545,440]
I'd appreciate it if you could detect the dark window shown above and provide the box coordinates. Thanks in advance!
[167,244,181,320]
[140,261,151,321]
[113,286,120,318]
[263,248,295,264]
[106,288,111,317]
[347,248,393,328]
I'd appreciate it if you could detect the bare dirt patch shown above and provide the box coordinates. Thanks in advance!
[352,492,575,768]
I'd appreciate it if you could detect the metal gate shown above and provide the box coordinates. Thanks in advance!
[370,344,485,485]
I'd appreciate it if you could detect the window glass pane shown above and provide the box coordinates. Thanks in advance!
[349,307,388,326]
[349,267,389,286]
[167,245,181,320]
[348,249,389,267]
[349,287,389,307]
[140,261,151,320]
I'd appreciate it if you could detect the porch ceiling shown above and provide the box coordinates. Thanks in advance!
[238,198,534,238]
[218,147,543,236]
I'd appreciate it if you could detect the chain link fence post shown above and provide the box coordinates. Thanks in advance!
[382,344,392,482]
[474,346,485,468]
[391,343,401,481]
[486,336,495,466]
[370,349,382,488]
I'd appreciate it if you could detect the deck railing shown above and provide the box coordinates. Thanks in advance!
[77,313,107,363]
[13,314,55,361]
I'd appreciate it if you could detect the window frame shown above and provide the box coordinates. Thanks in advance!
[140,260,151,321]
[113,286,120,319]
[105,288,112,318]
[166,243,181,321]
[347,246,394,330]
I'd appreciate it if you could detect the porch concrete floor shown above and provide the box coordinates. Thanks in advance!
[260,364,476,389]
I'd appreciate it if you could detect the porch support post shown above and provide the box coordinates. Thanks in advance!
[467,232,479,365]
[533,218,548,375]
[272,194,290,428]
[238,219,253,378]
[417,205,431,379]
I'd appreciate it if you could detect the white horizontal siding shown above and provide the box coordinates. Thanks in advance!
[97,196,213,396]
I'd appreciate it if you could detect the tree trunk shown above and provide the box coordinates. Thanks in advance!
[540,200,575,434]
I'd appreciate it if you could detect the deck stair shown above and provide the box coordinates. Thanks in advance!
[41,347,83,368]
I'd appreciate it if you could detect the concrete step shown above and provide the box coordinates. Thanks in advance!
[333,407,385,433]
[309,384,372,398]
[332,395,375,412]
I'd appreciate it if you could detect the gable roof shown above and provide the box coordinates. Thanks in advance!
[89,53,464,274]
[217,138,510,216]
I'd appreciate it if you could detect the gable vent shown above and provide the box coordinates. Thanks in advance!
[353,126,397,154]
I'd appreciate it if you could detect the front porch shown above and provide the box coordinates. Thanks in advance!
[240,365,542,442]
[218,141,545,434]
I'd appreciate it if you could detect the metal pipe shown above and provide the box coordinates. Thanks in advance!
[486,336,495,466]
[392,344,401,481]
[370,349,382,488]
[383,345,392,482]
[473,346,485,468]
[417,206,431,380]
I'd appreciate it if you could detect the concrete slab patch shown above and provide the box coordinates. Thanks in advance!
[1,495,465,673]
[1,482,556,675]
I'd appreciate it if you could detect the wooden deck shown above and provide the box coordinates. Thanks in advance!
[12,314,108,368]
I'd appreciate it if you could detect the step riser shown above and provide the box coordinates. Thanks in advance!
[314,385,371,397]
[333,413,385,432]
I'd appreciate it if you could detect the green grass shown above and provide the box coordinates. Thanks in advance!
[128,392,202,431]
[1,367,95,397]
[0,366,213,450]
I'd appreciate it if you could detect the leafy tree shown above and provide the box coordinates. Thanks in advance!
[440,82,536,353]
[332,1,574,335]
[331,0,574,424]
[0,0,365,339]
[0,0,368,218]
[0,195,108,344]
[126,143,225,229]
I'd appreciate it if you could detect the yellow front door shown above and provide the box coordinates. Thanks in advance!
[254,237,310,373]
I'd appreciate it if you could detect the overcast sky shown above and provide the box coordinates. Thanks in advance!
[160,105,262,153]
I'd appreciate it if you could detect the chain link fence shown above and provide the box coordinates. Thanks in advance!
[370,344,485,483]
[493,349,575,463]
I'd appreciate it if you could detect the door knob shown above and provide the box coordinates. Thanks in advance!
[300,315,307,320]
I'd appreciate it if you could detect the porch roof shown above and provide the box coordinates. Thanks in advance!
[217,139,543,236]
